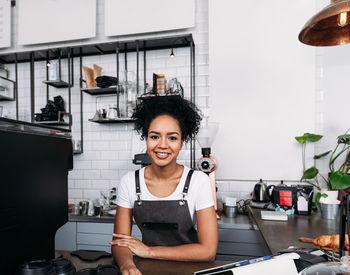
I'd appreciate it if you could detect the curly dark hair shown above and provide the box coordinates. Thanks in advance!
[132,95,202,142]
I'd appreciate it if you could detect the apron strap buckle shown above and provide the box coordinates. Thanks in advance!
[137,194,142,206]
[179,192,186,206]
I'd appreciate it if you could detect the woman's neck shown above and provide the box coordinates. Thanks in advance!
[146,163,183,182]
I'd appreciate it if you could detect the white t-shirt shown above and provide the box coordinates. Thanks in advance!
[116,166,214,227]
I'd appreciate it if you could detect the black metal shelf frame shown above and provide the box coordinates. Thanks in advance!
[78,34,196,168]
[0,55,19,119]
[0,34,196,166]
[30,48,73,131]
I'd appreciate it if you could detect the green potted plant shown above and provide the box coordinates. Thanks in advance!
[295,130,350,208]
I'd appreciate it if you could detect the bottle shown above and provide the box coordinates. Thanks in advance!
[126,83,137,117]
[144,82,151,95]
[156,74,166,95]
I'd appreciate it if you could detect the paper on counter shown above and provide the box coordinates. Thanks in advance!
[231,259,298,275]
[194,258,298,275]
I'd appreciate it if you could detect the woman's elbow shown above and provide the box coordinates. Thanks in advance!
[200,247,217,262]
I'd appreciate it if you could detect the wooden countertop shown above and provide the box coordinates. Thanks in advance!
[58,250,229,275]
[248,206,339,254]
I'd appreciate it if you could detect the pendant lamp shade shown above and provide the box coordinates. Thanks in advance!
[299,0,350,46]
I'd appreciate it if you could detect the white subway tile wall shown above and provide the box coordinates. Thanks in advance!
[1,0,324,205]
[0,0,209,204]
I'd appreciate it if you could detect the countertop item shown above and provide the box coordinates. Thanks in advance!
[58,250,229,275]
[248,206,339,254]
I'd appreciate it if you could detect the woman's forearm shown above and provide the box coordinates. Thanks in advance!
[112,246,135,269]
[148,243,216,262]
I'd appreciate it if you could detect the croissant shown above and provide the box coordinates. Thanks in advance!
[299,234,349,250]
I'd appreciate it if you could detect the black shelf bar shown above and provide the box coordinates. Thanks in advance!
[30,52,35,122]
[68,48,72,131]
[79,47,84,153]
[136,40,139,95]
[46,50,49,102]
[0,34,194,64]
[42,80,71,88]
[81,87,118,95]
[0,94,15,101]
[88,118,136,124]
[143,41,146,93]
[14,53,18,120]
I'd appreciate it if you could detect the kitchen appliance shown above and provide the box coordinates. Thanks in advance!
[52,258,76,275]
[75,264,120,275]
[196,121,219,217]
[79,201,90,216]
[0,118,73,274]
[251,179,270,202]
[16,260,56,275]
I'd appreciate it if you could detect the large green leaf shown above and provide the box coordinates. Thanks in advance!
[301,166,319,180]
[337,134,350,145]
[306,133,323,142]
[295,136,308,145]
[295,133,322,144]
[315,192,328,209]
[314,150,332,160]
[330,171,350,190]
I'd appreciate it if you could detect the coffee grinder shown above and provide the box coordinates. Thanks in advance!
[196,121,220,218]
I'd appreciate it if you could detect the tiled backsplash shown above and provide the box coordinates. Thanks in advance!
[0,0,210,204]
[1,0,327,205]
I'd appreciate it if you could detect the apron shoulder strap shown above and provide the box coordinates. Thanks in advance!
[179,169,194,206]
[182,169,194,194]
[135,170,142,205]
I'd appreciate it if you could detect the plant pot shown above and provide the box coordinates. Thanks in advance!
[320,202,339,220]
[320,189,339,202]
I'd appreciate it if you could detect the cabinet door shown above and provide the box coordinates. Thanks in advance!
[55,222,77,251]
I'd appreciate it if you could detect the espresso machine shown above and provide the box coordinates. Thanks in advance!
[196,121,220,218]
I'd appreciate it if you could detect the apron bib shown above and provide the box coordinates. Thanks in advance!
[133,169,198,246]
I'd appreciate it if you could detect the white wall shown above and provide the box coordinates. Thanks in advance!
[0,0,210,204]
[209,0,316,182]
[1,0,348,204]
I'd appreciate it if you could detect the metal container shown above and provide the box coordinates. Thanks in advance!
[79,201,89,216]
[223,204,237,218]
[320,202,339,220]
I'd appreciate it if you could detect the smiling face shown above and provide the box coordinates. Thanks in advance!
[146,115,183,168]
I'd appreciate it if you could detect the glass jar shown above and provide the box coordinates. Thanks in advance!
[48,60,59,81]
[107,104,118,119]
[125,83,137,118]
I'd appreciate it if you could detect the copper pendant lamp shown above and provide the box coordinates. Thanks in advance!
[299,0,350,46]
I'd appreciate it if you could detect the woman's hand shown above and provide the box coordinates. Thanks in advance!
[110,233,152,258]
[119,264,142,275]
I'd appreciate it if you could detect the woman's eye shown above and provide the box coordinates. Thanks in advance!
[169,136,178,141]
[150,135,159,140]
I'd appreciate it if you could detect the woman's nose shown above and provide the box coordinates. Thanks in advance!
[158,136,168,147]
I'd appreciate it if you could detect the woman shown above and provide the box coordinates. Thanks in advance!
[110,96,218,275]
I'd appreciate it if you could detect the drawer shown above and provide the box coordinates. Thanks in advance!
[55,222,77,251]
[217,242,265,256]
[218,228,262,244]
[77,244,111,253]
[77,222,114,234]
[77,233,112,246]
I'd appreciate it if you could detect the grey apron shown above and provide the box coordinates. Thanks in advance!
[133,169,198,246]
